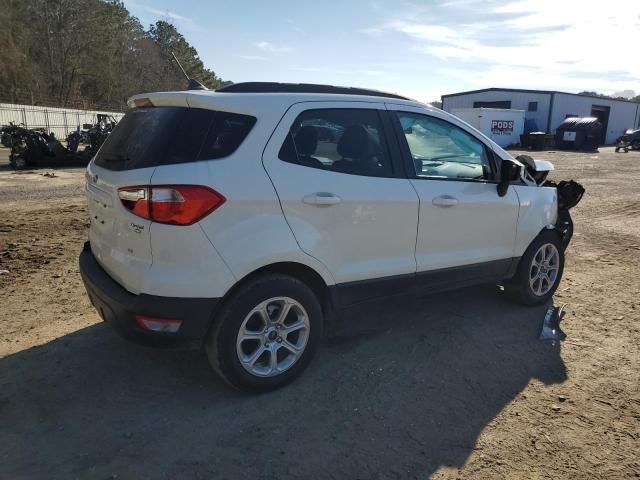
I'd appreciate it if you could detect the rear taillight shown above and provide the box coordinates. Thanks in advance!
[118,185,225,225]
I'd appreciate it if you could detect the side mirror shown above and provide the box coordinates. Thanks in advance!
[497,160,521,197]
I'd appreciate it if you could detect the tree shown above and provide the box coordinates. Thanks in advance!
[0,1,228,110]
[578,91,609,98]
[147,21,225,90]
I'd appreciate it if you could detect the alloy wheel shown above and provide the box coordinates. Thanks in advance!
[529,243,560,296]
[236,297,310,377]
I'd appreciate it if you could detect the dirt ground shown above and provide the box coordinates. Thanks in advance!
[0,146,638,480]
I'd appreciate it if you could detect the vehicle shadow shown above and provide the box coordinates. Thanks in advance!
[0,286,566,479]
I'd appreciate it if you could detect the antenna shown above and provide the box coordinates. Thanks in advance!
[170,51,208,91]
[171,51,189,81]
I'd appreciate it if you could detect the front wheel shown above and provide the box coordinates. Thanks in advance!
[10,155,27,170]
[205,273,323,393]
[505,230,565,305]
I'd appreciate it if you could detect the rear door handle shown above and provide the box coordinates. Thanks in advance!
[432,195,458,207]
[303,192,342,206]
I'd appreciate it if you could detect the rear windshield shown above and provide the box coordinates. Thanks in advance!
[94,107,256,171]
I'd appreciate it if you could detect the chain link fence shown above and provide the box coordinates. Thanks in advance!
[0,103,125,139]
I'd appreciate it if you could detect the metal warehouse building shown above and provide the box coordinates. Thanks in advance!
[441,88,640,145]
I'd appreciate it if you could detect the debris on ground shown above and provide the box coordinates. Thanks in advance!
[539,305,566,341]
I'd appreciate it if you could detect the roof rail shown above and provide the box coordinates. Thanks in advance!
[216,82,410,100]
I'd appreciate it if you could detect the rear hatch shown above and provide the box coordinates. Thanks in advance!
[86,93,256,294]
[87,95,197,294]
[87,103,189,293]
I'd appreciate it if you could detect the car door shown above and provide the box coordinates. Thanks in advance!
[262,102,419,304]
[387,105,520,287]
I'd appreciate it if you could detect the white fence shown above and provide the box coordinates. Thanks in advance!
[0,103,125,139]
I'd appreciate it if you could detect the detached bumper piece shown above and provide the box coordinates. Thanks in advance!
[539,305,567,342]
[79,242,219,340]
[544,180,585,249]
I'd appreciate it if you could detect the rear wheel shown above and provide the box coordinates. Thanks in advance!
[205,273,323,393]
[631,140,640,150]
[505,230,564,305]
[10,155,27,170]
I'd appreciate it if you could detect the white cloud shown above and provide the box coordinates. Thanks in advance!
[254,41,294,54]
[145,6,189,22]
[142,5,204,32]
[237,55,269,61]
[297,66,330,73]
[370,0,640,94]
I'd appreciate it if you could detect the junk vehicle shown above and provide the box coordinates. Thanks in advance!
[10,114,117,170]
[10,128,93,170]
[1,122,33,148]
[615,128,640,152]
[79,82,584,392]
[67,114,118,154]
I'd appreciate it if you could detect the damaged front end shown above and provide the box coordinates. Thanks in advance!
[517,155,585,249]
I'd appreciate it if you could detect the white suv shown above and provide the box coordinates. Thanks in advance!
[79,83,582,392]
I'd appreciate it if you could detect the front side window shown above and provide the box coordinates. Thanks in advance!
[396,112,493,181]
[278,108,392,177]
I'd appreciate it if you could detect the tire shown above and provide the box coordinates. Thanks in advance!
[205,273,323,393]
[556,209,574,250]
[10,155,27,170]
[504,230,565,305]
[631,140,640,151]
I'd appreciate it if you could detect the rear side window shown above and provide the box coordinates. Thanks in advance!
[278,108,393,177]
[95,107,256,171]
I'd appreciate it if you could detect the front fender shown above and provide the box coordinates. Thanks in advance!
[512,185,558,257]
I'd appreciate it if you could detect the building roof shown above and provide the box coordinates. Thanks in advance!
[441,87,638,104]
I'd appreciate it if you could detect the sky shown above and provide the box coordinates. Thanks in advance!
[124,0,640,104]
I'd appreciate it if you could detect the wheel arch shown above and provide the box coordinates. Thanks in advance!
[243,262,330,307]
[203,261,333,345]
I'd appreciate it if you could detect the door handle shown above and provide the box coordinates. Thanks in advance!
[303,192,342,206]
[432,195,458,207]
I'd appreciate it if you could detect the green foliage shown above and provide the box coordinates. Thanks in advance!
[577,91,608,98]
[147,21,224,90]
[0,0,228,110]
[578,91,640,103]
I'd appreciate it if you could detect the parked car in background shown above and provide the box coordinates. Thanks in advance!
[79,83,583,392]
[615,128,640,152]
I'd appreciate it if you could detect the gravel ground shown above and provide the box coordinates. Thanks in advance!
[0,146,638,480]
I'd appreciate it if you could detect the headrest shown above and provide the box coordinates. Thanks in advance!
[294,126,318,155]
[337,124,374,159]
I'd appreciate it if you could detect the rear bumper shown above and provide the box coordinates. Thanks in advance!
[79,241,219,340]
